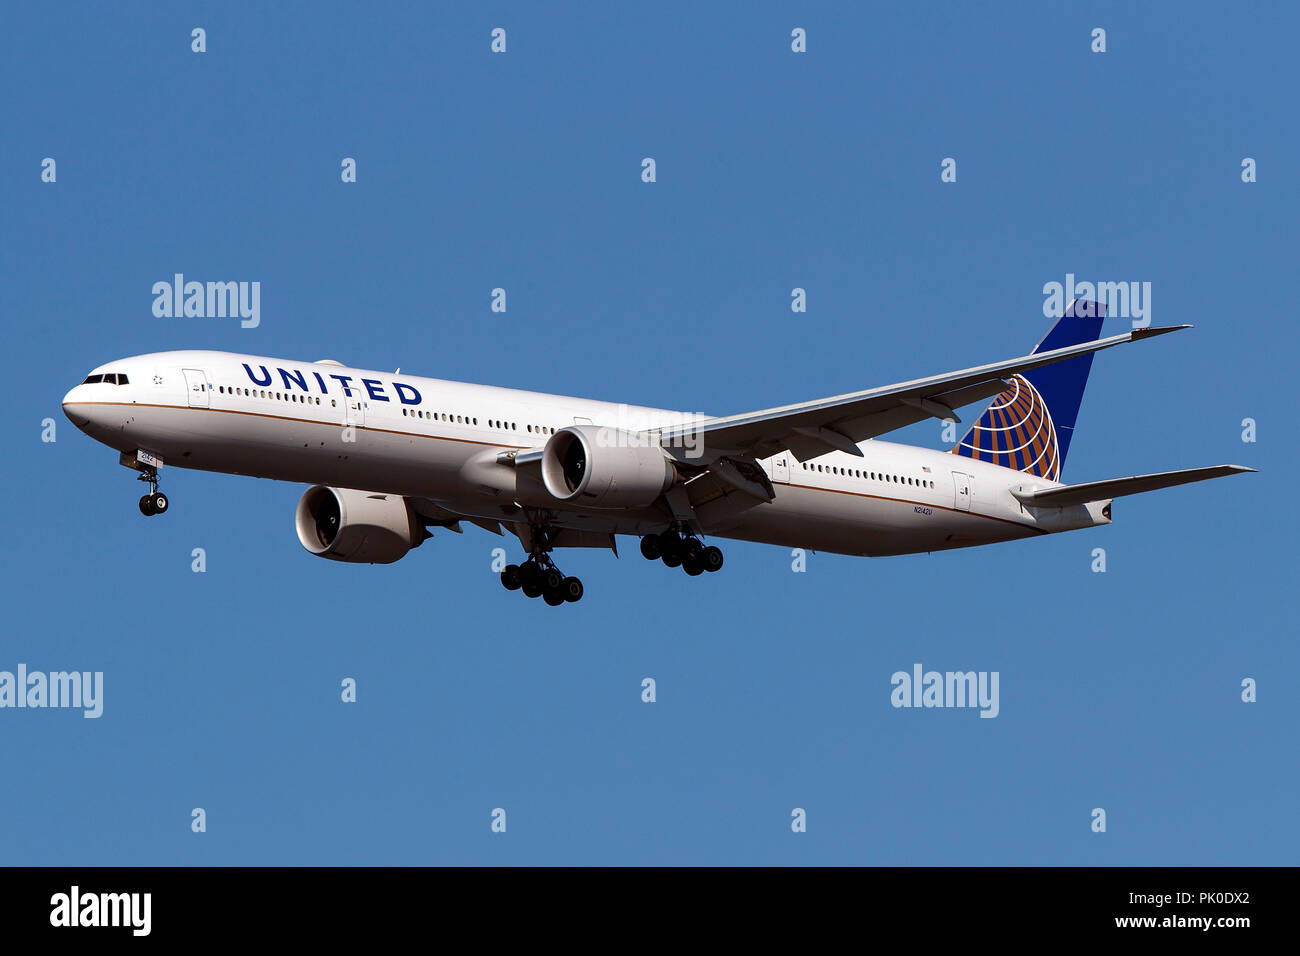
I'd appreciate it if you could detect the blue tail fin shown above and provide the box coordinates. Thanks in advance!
[952,299,1105,481]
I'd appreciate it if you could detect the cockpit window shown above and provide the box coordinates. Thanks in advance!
[102,374,117,384]
[83,374,103,384]
[117,374,129,385]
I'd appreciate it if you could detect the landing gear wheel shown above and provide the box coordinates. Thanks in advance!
[639,536,662,561]
[657,530,680,556]
[683,538,704,564]
[702,546,724,572]
[508,525,589,603]
[683,556,704,576]
[135,464,167,516]
[662,550,683,568]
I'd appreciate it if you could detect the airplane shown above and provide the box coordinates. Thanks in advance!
[61,299,1253,606]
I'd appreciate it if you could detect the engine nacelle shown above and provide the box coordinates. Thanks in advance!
[294,485,424,564]
[541,425,675,508]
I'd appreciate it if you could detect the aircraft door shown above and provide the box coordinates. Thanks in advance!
[952,471,972,512]
[182,368,210,408]
[769,453,791,484]
[345,394,365,428]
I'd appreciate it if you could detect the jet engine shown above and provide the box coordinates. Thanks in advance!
[541,425,675,508]
[294,485,426,564]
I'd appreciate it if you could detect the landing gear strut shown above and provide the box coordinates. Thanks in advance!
[136,465,169,517]
[641,528,723,576]
[500,531,583,606]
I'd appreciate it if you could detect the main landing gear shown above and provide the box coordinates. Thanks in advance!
[500,552,584,606]
[639,529,723,576]
[136,465,169,517]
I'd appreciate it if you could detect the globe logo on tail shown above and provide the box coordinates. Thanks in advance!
[952,374,1060,480]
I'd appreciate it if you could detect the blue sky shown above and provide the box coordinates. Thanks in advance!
[1,2,1294,864]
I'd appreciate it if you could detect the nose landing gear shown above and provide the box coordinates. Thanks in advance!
[136,465,169,516]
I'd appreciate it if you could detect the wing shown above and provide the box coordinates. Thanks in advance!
[654,325,1188,463]
[1010,465,1256,508]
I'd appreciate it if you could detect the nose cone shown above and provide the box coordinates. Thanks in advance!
[62,384,91,427]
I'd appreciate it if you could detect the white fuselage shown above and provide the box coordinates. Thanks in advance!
[61,351,1108,557]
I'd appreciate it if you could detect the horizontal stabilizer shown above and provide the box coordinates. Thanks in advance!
[1012,464,1256,508]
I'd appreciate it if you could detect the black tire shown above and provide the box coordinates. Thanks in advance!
[702,546,724,572]
[542,568,563,591]
[562,576,584,603]
[522,580,544,599]
[519,562,540,588]
[683,538,704,563]
[138,495,155,516]
[683,556,704,576]
[662,550,682,568]
[152,492,168,514]
[639,536,662,560]
[657,530,680,556]
[543,588,564,606]
[500,564,522,590]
